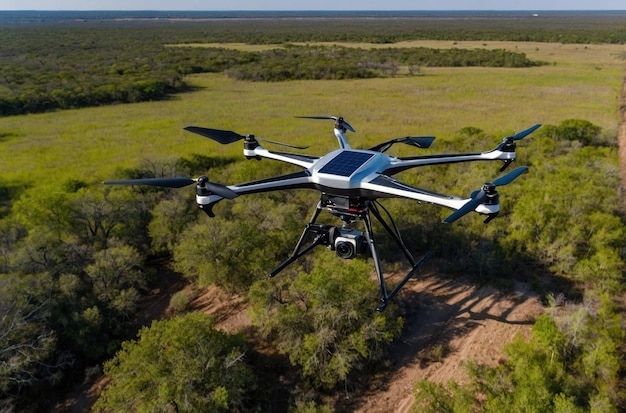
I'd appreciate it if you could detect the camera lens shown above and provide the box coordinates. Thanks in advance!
[335,241,356,259]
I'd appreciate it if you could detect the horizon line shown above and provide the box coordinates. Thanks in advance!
[2,9,625,11]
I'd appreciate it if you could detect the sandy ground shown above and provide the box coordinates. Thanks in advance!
[347,274,543,412]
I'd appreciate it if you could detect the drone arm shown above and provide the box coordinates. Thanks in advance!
[361,175,498,219]
[363,175,468,209]
[246,145,318,168]
[383,148,514,175]
[383,124,541,175]
[196,170,315,216]
[334,128,351,149]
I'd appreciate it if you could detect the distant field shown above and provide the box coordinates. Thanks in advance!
[0,40,623,195]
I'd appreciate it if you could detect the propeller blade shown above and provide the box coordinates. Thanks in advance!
[442,166,528,224]
[104,177,239,199]
[370,136,436,152]
[184,126,245,144]
[295,115,335,120]
[492,166,528,186]
[257,138,309,150]
[509,124,542,141]
[296,116,356,132]
[405,136,436,149]
[104,177,196,188]
[203,182,239,199]
[185,126,307,149]
[442,190,486,224]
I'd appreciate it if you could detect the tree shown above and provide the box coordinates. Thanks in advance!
[85,244,147,306]
[94,313,256,413]
[542,119,602,146]
[172,194,304,292]
[248,256,403,389]
[0,272,71,408]
[148,196,197,253]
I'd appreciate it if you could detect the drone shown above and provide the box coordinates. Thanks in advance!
[105,116,540,311]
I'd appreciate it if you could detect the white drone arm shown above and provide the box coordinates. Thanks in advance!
[361,174,498,218]
[383,147,515,175]
[244,145,319,168]
[334,127,350,149]
[383,123,541,175]
[195,170,314,215]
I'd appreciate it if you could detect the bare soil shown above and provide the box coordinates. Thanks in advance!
[346,273,543,412]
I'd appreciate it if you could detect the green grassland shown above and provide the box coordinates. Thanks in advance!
[1,41,623,194]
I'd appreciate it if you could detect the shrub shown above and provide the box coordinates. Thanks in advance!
[95,313,256,412]
[542,118,602,146]
[168,290,191,314]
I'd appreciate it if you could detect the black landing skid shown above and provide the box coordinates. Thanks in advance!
[269,197,432,312]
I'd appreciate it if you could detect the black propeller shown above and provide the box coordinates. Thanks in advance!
[369,136,436,153]
[498,124,542,172]
[104,176,239,199]
[296,116,356,133]
[442,166,528,224]
[184,126,309,150]
[508,124,542,141]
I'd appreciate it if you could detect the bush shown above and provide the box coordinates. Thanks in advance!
[168,290,191,314]
[94,313,256,412]
[542,118,602,146]
[248,256,403,390]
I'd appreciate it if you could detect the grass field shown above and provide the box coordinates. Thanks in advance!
[1,41,623,196]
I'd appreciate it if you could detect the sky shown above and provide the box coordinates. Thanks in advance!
[2,1,625,11]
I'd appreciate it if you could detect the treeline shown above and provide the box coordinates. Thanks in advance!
[0,23,545,116]
[0,26,256,116]
[226,45,542,82]
[1,119,623,411]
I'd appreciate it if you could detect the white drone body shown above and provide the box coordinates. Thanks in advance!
[106,116,540,311]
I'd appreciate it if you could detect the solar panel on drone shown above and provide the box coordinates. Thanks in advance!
[319,151,375,177]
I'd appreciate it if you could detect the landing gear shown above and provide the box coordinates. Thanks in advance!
[269,197,432,311]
